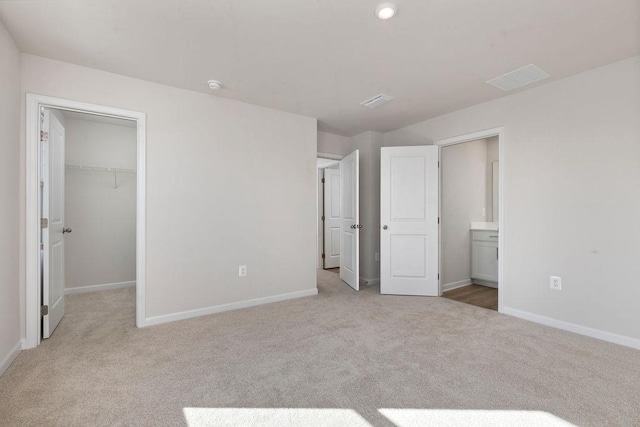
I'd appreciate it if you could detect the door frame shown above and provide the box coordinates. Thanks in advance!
[25,93,147,348]
[434,127,505,313]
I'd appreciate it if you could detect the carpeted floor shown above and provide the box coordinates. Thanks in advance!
[1,270,639,426]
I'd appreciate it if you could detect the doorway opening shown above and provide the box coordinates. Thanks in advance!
[41,108,138,338]
[435,128,504,312]
[317,157,341,276]
[316,150,360,291]
[25,94,146,349]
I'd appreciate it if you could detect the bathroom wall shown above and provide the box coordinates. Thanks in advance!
[486,136,499,221]
[441,139,489,289]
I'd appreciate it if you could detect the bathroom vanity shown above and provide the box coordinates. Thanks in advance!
[470,222,498,288]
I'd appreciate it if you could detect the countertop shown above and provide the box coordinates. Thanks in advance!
[470,222,499,231]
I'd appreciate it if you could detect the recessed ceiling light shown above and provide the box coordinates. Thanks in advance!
[376,3,397,19]
[207,80,223,90]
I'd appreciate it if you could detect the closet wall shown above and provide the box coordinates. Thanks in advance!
[63,112,137,291]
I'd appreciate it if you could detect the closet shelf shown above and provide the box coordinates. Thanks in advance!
[65,164,136,173]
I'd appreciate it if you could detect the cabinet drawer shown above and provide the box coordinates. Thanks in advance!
[472,230,499,242]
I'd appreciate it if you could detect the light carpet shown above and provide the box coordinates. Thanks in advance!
[1,269,639,426]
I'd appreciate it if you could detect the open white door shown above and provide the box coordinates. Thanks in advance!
[42,110,66,338]
[323,167,341,269]
[380,146,439,296]
[339,150,359,290]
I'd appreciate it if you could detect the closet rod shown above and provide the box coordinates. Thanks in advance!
[65,164,136,173]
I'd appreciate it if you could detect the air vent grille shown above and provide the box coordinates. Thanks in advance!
[360,93,394,109]
[486,64,550,92]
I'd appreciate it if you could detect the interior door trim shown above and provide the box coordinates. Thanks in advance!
[25,93,147,348]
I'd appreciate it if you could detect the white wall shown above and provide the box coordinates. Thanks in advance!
[63,115,137,289]
[0,20,21,375]
[20,54,318,324]
[441,139,488,289]
[317,131,351,156]
[385,56,640,343]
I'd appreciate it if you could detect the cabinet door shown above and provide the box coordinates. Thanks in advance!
[471,241,499,282]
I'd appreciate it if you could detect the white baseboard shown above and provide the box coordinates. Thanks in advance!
[360,277,380,286]
[503,307,640,350]
[0,340,22,378]
[442,279,472,292]
[144,288,318,327]
[65,281,136,295]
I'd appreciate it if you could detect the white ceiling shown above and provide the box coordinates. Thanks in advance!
[2,0,639,136]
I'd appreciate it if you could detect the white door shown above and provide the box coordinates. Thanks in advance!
[42,110,66,338]
[340,150,359,290]
[323,167,341,269]
[380,146,439,296]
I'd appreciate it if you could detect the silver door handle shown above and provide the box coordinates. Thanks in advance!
[63,227,72,234]
[382,225,388,230]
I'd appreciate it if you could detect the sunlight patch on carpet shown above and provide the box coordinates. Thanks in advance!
[378,408,575,426]
[183,408,372,426]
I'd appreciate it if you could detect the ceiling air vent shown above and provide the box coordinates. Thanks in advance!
[486,64,550,92]
[360,93,394,109]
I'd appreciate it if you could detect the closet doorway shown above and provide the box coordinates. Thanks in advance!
[43,109,137,337]
[25,94,146,348]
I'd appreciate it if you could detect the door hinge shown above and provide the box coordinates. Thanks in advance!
[41,305,49,316]
[438,161,440,168]
[321,215,325,221]
[321,178,325,183]
[321,253,325,259]
[438,274,440,280]
[437,217,440,224]
[40,131,49,143]
[41,218,49,228]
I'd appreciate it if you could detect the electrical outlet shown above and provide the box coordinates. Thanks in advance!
[550,276,561,290]
[375,252,380,262]
[239,265,247,277]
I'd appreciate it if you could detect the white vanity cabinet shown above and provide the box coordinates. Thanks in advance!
[471,229,498,287]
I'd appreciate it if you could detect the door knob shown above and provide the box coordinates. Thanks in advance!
[382,225,388,230]
[357,225,362,229]
[350,224,355,229]
[63,227,72,234]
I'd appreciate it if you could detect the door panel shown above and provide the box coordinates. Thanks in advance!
[390,235,427,278]
[323,167,341,269]
[340,150,359,290]
[391,156,426,220]
[381,146,439,296]
[42,110,66,338]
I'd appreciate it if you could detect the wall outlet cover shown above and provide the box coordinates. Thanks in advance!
[550,276,561,290]
[239,265,247,277]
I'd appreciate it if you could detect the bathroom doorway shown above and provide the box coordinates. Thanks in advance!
[436,129,503,312]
